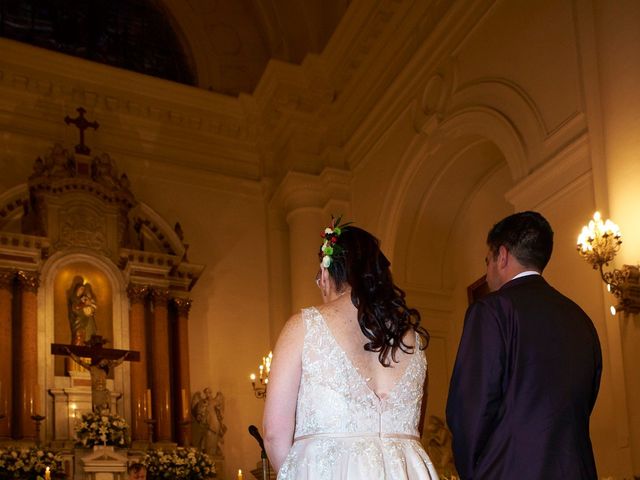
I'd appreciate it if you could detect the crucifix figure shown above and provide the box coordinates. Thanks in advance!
[64,107,99,155]
[52,335,139,414]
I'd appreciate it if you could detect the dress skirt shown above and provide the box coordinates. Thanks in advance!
[278,434,438,480]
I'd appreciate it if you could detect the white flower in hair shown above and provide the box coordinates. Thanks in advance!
[319,215,352,269]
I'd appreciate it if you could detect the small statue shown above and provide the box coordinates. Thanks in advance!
[119,173,131,192]
[68,276,98,346]
[47,144,73,177]
[133,218,144,250]
[30,157,46,179]
[191,388,227,457]
[92,153,119,189]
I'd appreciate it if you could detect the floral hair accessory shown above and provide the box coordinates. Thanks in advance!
[320,215,351,268]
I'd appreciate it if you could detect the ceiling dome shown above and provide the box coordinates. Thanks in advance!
[0,0,350,96]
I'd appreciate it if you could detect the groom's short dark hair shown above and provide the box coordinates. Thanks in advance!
[487,211,554,272]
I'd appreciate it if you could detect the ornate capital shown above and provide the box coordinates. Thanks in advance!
[172,297,192,317]
[150,288,170,307]
[0,269,15,291]
[17,270,40,293]
[127,284,148,304]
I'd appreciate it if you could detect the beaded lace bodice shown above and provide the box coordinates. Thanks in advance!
[294,307,427,439]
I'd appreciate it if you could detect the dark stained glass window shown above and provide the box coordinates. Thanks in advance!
[0,0,195,86]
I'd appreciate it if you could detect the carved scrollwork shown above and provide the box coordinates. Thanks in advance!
[17,270,40,293]
[150,288,170,307]
[55,206,107,252]
[30,144,74,180]
[173,297,192,316]
[127,284,148,304]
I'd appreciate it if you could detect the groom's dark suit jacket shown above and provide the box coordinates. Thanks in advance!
[446,274,602,479]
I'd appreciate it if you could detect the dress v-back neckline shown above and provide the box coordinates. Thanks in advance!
[311,306,417,403]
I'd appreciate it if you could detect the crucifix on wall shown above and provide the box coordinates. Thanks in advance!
[51,335,139,414]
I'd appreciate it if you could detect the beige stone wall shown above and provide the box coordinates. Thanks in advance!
[1,0,640,477]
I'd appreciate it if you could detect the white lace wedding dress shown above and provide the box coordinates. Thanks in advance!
[278,307,439,479]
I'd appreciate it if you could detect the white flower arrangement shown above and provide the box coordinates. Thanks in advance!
[143,447,216,479]
[0,446,64,479]
[74,411,130,448]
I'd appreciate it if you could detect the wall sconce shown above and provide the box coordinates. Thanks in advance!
[249,351,272,399]
[577,212,640,315]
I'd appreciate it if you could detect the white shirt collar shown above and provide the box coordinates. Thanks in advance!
[511,271,541,281]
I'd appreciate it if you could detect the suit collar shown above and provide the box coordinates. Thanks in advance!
[499,273,546,291]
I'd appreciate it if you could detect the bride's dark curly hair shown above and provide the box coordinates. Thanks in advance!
[324,226,430,366]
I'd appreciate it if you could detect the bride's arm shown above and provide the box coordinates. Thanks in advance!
[263,313,304,472]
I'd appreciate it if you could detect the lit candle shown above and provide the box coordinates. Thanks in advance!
[181,389,189,421]
[145,389,153,419]
[250,373,256,384]
[259,364,264,380]
[45,466,51,480]
[237,469,243,480]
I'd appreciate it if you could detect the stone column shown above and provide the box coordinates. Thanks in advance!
[127,284,148,442]
[16,270,39,439]
[173,297,192,446]
[0,270,14,438]
[270,169,352,317]
[150,288,172,442]
[286,207,326,312]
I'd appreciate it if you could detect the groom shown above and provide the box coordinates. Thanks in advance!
[446,211,602,479]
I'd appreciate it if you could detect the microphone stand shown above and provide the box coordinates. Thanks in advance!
[260,448,269,480]
[248,425,270,480]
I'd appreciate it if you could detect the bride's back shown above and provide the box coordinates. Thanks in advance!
[316,297,420,401]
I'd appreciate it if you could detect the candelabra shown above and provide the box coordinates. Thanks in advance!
[577,211,640,314]
[249,351,272,399]
[31,413,46,446]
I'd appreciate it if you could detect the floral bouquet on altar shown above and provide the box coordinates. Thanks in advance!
[0,446,65,479]
[143,447,216,479]
[74,411,130,448]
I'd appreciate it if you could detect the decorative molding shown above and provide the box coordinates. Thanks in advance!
[0,232,48,271]
[130,203,185,257]
[126,284,148,304]
[0,269,15,291]
[172,297,192,316]
[343,1,497,171]
[150,288,170,307]
[55,205,108,252]
[269,167,352,214]
[0,39,262,182]
[505,133,591,210]
[0,39,251,142]
[16,270,40,293]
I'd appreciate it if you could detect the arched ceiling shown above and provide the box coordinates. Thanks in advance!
[164,0,351,95]
[0,0,350,96]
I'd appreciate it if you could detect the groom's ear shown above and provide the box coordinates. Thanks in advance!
[497,245,509,269]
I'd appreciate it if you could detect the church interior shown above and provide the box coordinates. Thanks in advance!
[0,0,639,478]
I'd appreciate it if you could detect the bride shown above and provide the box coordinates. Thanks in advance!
[263,219,439,479]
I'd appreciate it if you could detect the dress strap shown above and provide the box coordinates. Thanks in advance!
[294,432,421,442]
